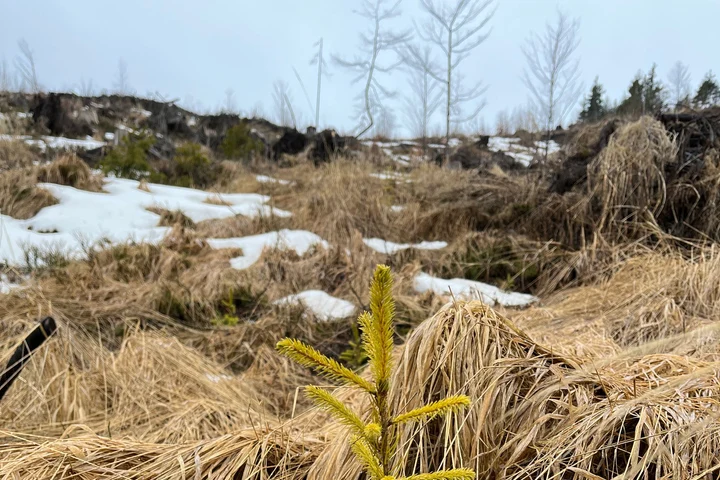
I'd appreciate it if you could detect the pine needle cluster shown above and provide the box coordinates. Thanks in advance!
[277,265,475,480]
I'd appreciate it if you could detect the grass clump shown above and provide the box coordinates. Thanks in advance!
[0,168,57,219]
[0,139,37,171]
[277,265,474,480]
[221,123,264,161]
[37,154,103,191]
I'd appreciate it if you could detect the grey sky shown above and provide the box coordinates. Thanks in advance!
[1,0,717,136]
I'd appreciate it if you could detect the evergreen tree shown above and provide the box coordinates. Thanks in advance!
[579,77,607,122]
[642,64,665,114]
[617,65,666,117]
[617,74,644,116]
[693,71,720,108]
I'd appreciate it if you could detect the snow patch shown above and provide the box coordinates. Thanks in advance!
[207,230,328,270]
[413,273,538,307]
[256,174,291,186]
[0,178,290,265]
[370,172,408,181]
[275,290,356,321]
[104,132,115,141]
[363,238,447,255]
[390,205,405,213]
[0,134,105,152]
[0,274,22,294]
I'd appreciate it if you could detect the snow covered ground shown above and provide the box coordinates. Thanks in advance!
[487,137,561,166]
[0,178,291,265]
[363,238,447,255]
[0,274,21,294]
[255,174,292,186]
[0,134,105,152]
[413,272,538,307]
[207,230,328,270]
[274,290,356,321]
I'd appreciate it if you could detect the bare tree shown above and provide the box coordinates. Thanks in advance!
[273,80,297,128]
[224,88,238,114]
[467,114,489,135]
[415,0,495,153]
[15,39,40,93]
[0,59,11,92]
[114,58,131,95]
[401,46,443,145]
[334,0,411,138]
[373,106,397,139]
[310,38,330,128]
[77,77,95,97]
[667,61,691,111]
[495,109,510,135]
[522,10,582,161]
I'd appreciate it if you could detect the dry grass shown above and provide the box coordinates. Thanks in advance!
[3,123,720,477]
[0,139,37,171]
[0,167,57,219]
[37,153,104,191]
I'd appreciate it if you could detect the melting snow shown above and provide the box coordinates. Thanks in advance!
[275,290,356,321]
[0,274,21,294]
[207,230,328,270]
[363,238,447,255]
[104,132,115,141]
[390,205,405,213]
[256,174,291,185]
[0,178,290,265]
[370,172,408,181]
[485,137,561,166]
[0,134,105,152]
[413,273,538,307]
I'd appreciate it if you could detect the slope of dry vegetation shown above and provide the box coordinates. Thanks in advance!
[3,115,720,478]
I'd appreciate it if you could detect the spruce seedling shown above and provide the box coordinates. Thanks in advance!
[277,265,475,480]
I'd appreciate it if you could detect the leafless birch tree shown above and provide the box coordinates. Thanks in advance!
[522,10,582,160]
[333,0,411,138]
[310,38,330,128]
[114,58,131,94]
[77,77,95,96]
[667,61,691,110]
[15,39,40,93]
[415,0,495,152]
[273,80,297,128]
[0,59,11,92]
[400,46,442,145]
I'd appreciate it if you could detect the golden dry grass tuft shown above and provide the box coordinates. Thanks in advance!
[4,120,720,478]
[37,153,104,191]
[0,139,37,171]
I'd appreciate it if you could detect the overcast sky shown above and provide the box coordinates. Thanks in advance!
[1,0,717,136]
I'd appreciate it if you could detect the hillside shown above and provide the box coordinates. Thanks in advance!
[2,92,720,478]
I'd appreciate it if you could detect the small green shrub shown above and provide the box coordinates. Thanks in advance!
[173,142,214,187]
[220,123,264,161]
[100,132,155,180]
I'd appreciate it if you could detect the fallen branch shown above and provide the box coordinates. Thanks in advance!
[0,317,57,403]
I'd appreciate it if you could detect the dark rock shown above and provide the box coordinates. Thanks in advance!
[448,144,524,171]
[272,129,308,160]
[310,129,358,164]
[31,93,94,137]
[475,135,490,147]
